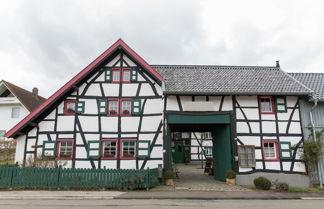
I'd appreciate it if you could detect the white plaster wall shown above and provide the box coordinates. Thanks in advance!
[56,116,75,131]
[101,117,118,132]
[79,116,99,132]
[265,162,280,170]
[139,83,155,96]
[121,117,140,132]
[102,83,119,97]
[236,96,258,107]
[85,83,102,96]
[122,84,138,97]
[38,121,55,132]
[120,160,136,169]
[261,121,277,134]
[166,96,179,111]
[143,99,163,114]
[237,136,261,146]
[106,54,121,67]
[221,96,233,111]
[14,135,25,164]
[141,117,162,132]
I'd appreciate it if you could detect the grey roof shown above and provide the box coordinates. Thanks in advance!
[153,65,313,95]
[289,73,324,101]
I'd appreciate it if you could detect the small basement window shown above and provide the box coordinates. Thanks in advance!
[56,139,74,159]
[259,96,274,114]
[262,140,279,161]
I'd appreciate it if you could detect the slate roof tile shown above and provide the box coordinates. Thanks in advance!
[289,73,324,101]
[153,65,312,95]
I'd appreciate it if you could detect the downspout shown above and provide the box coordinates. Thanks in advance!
[310,99,323,187]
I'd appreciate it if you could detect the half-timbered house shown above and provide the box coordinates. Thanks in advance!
[5,39,314,187]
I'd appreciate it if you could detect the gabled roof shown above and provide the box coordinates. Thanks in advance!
[154,65,313,95]
[0,80,46,112]
[5,39,163,138]
[289,73,324,101]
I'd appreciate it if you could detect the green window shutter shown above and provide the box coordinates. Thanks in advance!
[132,99,141,115]
[279,142,292,159]
[275,96,287,113]
[42,141,56,158]
[104,67,112,82]
[88,141,101,158]
[97,99,108,114]
[136,140,150,158]
[131,67,138,82]
[75,101,85,113]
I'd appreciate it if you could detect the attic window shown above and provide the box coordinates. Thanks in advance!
[259,96,274,114]
[111,68,134,83]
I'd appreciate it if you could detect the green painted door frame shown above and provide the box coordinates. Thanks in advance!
[212,125,233,181]
[164,112,234,181]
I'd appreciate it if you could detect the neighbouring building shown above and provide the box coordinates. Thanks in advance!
[5,39,315,187]
[0,80,46,140]
[289,73,324,186]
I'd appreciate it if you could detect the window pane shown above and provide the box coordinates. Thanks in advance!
[122,101,131,114]
[112,70,120,81]
[264,142,276,159]
[66,102,76,113]
[59,141,73,158]
[103,141,116,157]
[109,101,118,114]
[261,98,272,112]
[11,107,20,118]
[123,70,130,81]
[123,141,135,157]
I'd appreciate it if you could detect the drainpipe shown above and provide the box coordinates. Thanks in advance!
[310,99,323,187]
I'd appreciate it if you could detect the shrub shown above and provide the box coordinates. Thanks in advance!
[276,182,289,191]
[163,170,173,179]
[225,170,236,179]
[254,176,271,190]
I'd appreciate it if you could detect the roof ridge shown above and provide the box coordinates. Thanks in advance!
[152,64,278,69]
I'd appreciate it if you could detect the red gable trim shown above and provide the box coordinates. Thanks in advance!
[5,39,163,138]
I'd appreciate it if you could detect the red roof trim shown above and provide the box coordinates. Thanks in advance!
[5,39,163,138]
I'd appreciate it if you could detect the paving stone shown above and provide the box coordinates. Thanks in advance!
[154,163,251,192]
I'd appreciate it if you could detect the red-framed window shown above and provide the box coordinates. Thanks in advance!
[101,139,118,159]
[120,139,137,160]
[64,100,76,115]
[262,140,279,161]
[259,96,275,114]
[120,99,132,116]
[112,68,131,83]
[56,139,74,160]
[107,98,136,116]
[108,99,119,116]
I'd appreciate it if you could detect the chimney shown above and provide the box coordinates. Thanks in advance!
[32,87,38,96]
[276,60,280,68]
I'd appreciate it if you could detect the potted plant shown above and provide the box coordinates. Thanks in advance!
[225,170,236,185]
[164,170,174,186]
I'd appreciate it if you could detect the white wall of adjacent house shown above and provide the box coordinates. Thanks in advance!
[0,97,29,140]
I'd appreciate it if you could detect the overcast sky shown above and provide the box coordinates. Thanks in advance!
[0,0,324,97]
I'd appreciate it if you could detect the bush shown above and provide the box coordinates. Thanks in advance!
[276,182,289,191]
[254,176,271,190]
[163,170,173,179]
[225,170,236,179]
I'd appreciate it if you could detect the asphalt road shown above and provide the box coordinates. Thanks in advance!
[0,199,323,209]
